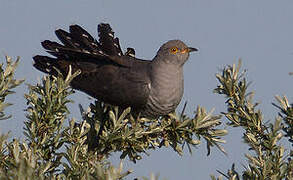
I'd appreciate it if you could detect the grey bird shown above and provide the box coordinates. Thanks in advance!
[33,23,198,118]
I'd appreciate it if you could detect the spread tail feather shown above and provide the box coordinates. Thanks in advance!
[98,23,123,56]
[33,23,137,77]
[33,55,60,75]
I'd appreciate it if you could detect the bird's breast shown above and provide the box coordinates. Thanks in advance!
[144,64,184,117]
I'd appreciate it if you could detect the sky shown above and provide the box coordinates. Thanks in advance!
[1,0,293,179]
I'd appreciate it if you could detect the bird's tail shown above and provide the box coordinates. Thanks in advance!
[33,55,61,76]
[33,23,124,75]
[97,23,123,56]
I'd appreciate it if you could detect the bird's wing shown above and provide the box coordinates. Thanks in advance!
[66,62,151,109]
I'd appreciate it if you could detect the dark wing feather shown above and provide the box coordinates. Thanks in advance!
[69,61,151,109]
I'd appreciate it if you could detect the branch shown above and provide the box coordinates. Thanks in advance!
[83,101,227,163]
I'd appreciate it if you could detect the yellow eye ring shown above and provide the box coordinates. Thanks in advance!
[170,47,178,54]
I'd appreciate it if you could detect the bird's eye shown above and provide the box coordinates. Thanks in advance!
[170,47,178,54]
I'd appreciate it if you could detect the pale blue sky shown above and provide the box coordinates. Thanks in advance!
[1,0,293,179]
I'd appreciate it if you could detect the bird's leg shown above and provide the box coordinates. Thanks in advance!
[95,108,110,150]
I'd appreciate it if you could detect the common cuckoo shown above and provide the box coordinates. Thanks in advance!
[33,23,198,117]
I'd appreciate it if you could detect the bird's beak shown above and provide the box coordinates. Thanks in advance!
[181,47,198,54]
[187,47,198,52]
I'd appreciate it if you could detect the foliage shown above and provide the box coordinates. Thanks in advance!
[0,56,227,179]
[0,59,130,179]
[211,60,293,180]
[0,56,292,179]
[84,101,226,163]
[0,56,24,120]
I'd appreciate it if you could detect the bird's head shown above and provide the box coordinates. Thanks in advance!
[155,40,198,66]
